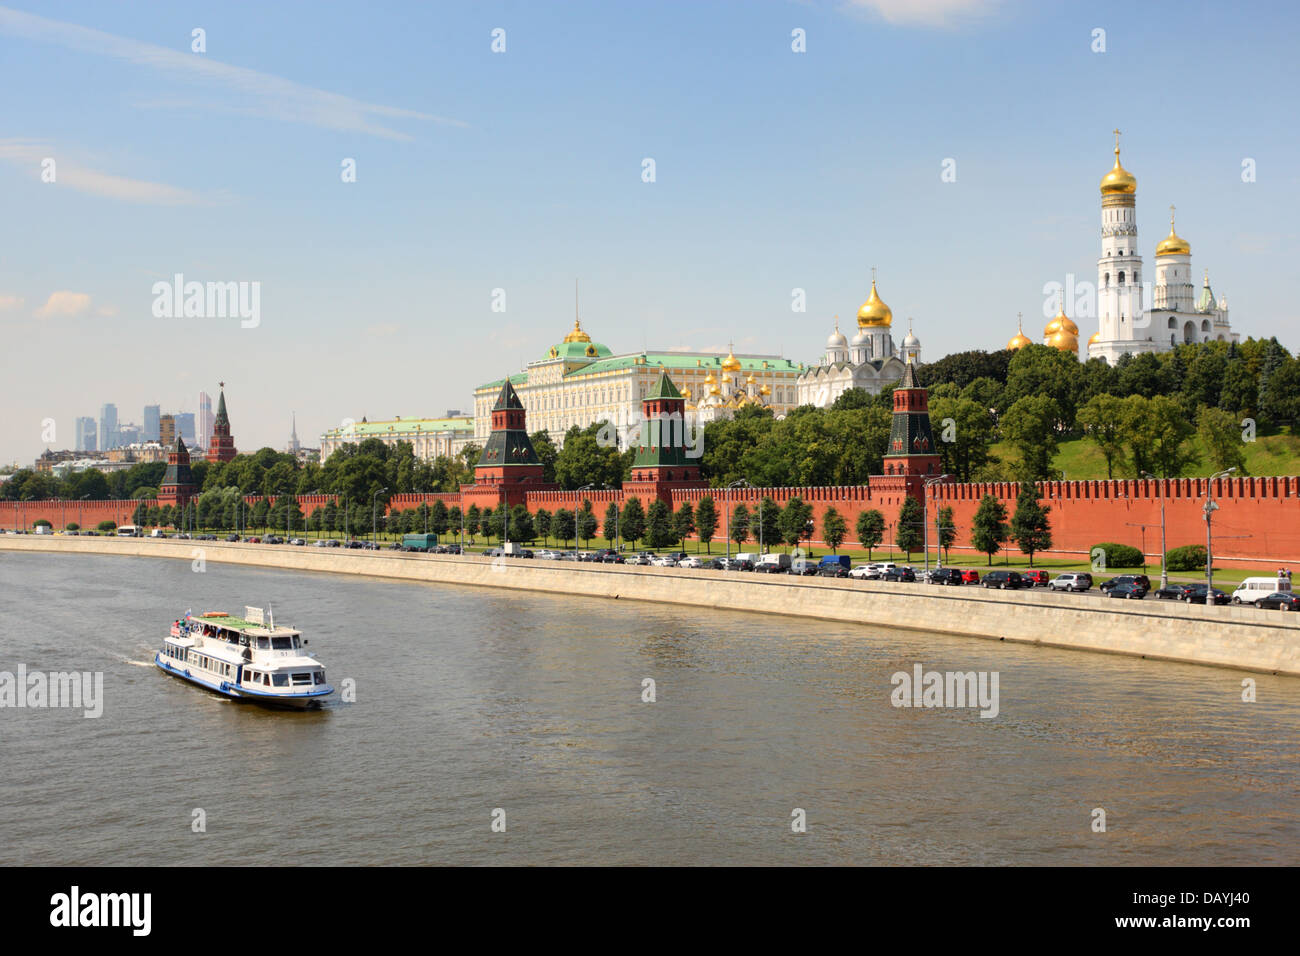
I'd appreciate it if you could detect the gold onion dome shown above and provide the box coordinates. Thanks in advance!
[562,318,592,343]
[1044,306,1078,337]
[759,383,771,396]
[1007,329,1032,351]
[721,349,742,372]
[704,370,717,384]
[857,278,892,328]
[1155,207,1191,256]
[1088,331,1101,345]
[1100,139,1137,195]
[681,386,692,399]
[1047,329,1079,353]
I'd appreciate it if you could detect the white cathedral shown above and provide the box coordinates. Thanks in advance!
[796,274,921,407]
[1087,131,1238,364]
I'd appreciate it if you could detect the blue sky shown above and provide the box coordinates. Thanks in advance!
[2,0,1298,464]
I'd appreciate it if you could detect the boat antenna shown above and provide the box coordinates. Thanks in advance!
[268,604,274,631]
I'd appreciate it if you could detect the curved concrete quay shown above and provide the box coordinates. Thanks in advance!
[4,535,1299,677]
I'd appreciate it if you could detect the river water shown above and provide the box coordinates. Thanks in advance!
[1,551,1296,865]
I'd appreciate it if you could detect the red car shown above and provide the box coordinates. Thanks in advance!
[961,569,980,585]
[1023,570,1049,587]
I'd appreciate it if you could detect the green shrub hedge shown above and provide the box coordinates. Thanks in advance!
[1091,542,1144,569]
[1165,544,1207,572]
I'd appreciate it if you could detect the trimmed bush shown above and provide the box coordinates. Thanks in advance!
[33,518,52,528]
[1091,542,1144,569]
[97,520,117,532]
[1165,544,1208,572]
[65,523,80,531]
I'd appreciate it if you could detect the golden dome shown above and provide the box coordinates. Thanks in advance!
[1047,330,1079,353]
[1044,309,1078,338]
[759,383,771,396]
[721,349,742,373]
[562,318,591,343]
[681,386,692,399]
[704,371,717,385]
[857,278,892,328]
[1088,331,1100,345]
[745,372,756,384]
[1100,135,1136,195]
[1155,206,1190,256]
[1007,330,1032,351]
[708,385,721,396]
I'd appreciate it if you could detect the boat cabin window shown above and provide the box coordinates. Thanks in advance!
[290,672,313,686]
[272,674,288,687]
[256,637,270,650]
[313,672,326,684]
[271,636,293,650]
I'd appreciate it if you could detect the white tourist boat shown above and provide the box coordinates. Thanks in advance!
[155,606,333,708]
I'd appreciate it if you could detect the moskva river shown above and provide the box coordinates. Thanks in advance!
[1,552,1296,865]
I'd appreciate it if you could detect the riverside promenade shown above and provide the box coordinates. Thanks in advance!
[5,535,1299,677]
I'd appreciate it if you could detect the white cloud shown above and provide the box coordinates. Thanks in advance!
[35,291,93,318]
[0,139,208,205]
[0,294,24,311]
[841,0,1002,28]
[0,5,464,140]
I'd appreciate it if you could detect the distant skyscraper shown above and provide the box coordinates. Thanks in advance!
[75,417,97,452]
[143,405,161,442]
[287,413,300,454]
[118,424,142,446]
[174,413,196,444]
[99,403,118,451]
[198,392,214,450]
[160,414,176,447]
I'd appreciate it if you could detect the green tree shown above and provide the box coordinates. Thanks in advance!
[430,500,449,539]
[856,509,885,559]
[552,508,575,548]
[971,494,1010,565]
[822,506,847,553]
[510,504,535,543]
[937,505,957,561]
[695,496,718,553]
[645,499,674,549]
[673,501,696,550]
[755,496,781,551]
[530,430,559,484]
[554,423,626,489]
[534,508,551,544]
[1197,405,1248,474]
[895,496,924,559]
[729,503,750,547]
[1001,394,1062,481]
[620,497,646,548]
[602,501,620,547]
[1009,482,1053,566]
[464,504,481,543]
[1077,393,1128,479]
[929,396,997,482]
[576,500,598,547]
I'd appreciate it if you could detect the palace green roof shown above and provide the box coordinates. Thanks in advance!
[322,417,473,438]
[474,353,803,394]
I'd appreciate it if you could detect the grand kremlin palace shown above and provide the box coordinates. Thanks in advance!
[471,319,804,448]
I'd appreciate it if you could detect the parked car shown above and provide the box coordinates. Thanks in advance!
[928,567,966,586]
[982,569,1026,589]
[445,544,462,555]
[1255,591,1300,611]
[1100,574,1151,593]
[816,563,849,578]
[705,557,730,570]
[1106,581,1148,599]
[883,566,917,583]
[679,556,703,569]
[1049,572,1092,592]
[848,564,876,579]
[961,569,980,585]
[1183,585,1230,605]
[313,539,329,547]
[1153,583,1197,600]
[633,552,654,566]
[756,553,792,574]
[652,555,678,567]
[1022,570,1050,587]
[789,558,819,576]
[225,533,240,542]
[732,557,755,571]
[247,536,261,544]
[326,539,342,548]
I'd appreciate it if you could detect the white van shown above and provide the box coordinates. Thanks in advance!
[735,553,758,567]
[1231,577,1290,605]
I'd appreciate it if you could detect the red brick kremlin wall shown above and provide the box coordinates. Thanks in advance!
[6,477,1298,568]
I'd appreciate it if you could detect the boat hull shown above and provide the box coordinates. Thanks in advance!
[154,653,332,709]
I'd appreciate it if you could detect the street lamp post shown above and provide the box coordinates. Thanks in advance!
[1204,467,1236,610]
[922,475,951,577]
[372,487,388,548]
[1140,471,1168,590]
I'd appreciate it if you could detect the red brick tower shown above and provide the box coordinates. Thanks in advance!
[461,378,554,511]
[158,436,198,509]
[623,369,707,503]
[207,384,237,463]
[881,359,943,501]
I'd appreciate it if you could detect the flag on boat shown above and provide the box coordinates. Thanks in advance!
[170,623,181,637]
